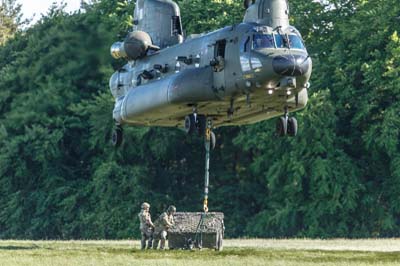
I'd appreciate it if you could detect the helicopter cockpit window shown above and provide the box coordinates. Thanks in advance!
[274,34,288,48]
[252,34,275,49]
[275,34,305,50]
[288,35,305,50]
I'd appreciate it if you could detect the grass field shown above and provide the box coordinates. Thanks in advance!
[0,239,400,266]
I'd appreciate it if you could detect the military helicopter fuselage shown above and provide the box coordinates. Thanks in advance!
[109,0,312,145]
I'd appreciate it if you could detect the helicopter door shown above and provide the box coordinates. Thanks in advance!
[212,39,226,98]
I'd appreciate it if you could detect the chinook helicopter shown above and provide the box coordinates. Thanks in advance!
[109,0,312,147]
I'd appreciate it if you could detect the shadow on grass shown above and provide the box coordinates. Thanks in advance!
[111,247,400,264]
[0,245,40,250]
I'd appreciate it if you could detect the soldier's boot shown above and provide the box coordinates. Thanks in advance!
[153,239,159,250]
[147,237,153,249]
[160,239,166,250]
[141,237,147,250]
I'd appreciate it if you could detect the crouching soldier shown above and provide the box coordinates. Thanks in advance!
[138,202,154,250]
[153,205,176,250]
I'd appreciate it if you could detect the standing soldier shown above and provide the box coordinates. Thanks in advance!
[153,205,176,250]
[138,202,154,250]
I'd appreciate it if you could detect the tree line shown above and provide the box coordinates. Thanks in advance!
[0,0,399,239]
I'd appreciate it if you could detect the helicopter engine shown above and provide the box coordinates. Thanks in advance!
[244,0,289,28]
[110,31,160,61]
[134,0,184,49]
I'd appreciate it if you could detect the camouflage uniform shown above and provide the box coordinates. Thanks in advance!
[153,205,176,250]
[138,202,154,250]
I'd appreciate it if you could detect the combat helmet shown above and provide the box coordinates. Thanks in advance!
[167,205,176,213]
[141,202,150,209]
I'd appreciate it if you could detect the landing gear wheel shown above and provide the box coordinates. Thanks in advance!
[276,117,287,137]
[287,117,298,137]
[184,115,196,134]
[186,238,194,250]
[210,131,216,150]
[111,126,123,147]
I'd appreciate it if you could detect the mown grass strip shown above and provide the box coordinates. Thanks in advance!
[0,240,399,266]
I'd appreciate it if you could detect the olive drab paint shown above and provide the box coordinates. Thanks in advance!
[244,0,290,28]
[109,0,312,129]
[133,0,184,49]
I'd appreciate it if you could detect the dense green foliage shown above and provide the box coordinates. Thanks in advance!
[0,0,399,239]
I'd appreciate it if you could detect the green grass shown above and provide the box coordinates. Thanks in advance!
[0,239,400,266]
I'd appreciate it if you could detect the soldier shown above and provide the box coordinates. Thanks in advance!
[138,202,154,250]
[153,205,176,250]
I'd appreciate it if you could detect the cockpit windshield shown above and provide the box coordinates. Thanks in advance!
[253,34,275,49]
[242,32,306,52]
[288,35,305,49]
[275,34,305,50]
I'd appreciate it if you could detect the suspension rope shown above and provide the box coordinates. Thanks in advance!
[204,125,211,213]
[193,119,213,249]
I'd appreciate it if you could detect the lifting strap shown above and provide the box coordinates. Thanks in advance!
[193,118,213,249]
[193,212,207,249]
[203,125,211,213]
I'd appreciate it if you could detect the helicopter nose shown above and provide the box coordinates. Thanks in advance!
[272,54,310,76]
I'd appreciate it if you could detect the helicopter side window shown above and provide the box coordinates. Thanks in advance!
[252,34,275,49]
[172,16,183,36]
[215,39,227,58]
